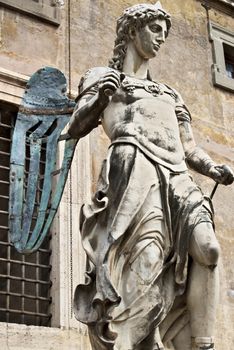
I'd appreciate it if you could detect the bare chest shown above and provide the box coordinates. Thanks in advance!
[102,77,180,140]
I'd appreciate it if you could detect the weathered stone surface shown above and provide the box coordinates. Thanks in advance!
[0,0,233,349]
[0,322,90,350]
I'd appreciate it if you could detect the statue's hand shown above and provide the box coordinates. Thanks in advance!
[98,71,122,103]
[209,164,234,185]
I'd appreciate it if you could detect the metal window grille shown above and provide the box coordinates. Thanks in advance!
[0,102,52,326]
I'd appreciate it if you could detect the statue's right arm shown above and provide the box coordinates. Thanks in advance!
[68,70,121,139]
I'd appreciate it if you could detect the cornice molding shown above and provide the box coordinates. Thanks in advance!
[0,67,28,88]
[0,67,28,105]
[0,0,60,25]
[199,0,234,17]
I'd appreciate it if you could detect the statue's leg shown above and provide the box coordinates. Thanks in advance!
[187,221,220,350]
[172,324,192,350]
[136,327,164,350]
[112,236,165,350]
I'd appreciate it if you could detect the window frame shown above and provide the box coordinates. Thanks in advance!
[209,22,234,92]
[0,0,60,26]
[0,67,89,331]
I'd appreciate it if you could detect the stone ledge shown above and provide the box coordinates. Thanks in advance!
[0,322,91,350]
[0,67,28,105]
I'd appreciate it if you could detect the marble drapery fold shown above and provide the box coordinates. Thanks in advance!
[74,143,213,349]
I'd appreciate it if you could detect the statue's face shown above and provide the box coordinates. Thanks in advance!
[131,18,167,60]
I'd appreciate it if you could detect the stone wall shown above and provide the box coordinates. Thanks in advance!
[0,323,90,350]
[0,0,233,349]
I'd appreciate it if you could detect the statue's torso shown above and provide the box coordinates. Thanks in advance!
[101,75,186,168]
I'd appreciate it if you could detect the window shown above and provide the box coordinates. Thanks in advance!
[0,102,52,327]
[0,68,89,331]
[209,22,234,92]
[0,0,60,25]
[224,43,234,79]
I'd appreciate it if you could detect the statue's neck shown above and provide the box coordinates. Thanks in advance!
[122,42,149,80]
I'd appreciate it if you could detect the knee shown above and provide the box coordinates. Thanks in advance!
[205,241,220,267]
[189,225,221,267]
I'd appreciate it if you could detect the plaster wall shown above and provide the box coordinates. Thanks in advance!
[0,0,233,349]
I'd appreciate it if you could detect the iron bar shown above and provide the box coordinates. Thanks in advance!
[0,180,9,185]
[21,254,25,323]
[0,122,12,129]
[0,258,51,269]
[6,239,10,323]
[0,308,52,318]
[0,136,11,142]
[36,251,39,324]
[0,274,52,285]
[0,225,8,229]
[0,290,52,302]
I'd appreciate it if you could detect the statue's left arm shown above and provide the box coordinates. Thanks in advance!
[176,96,234,186]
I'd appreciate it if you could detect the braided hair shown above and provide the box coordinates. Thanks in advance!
[109,3,171,71]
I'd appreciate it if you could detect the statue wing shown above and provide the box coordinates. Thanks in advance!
[9,67,77,253]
